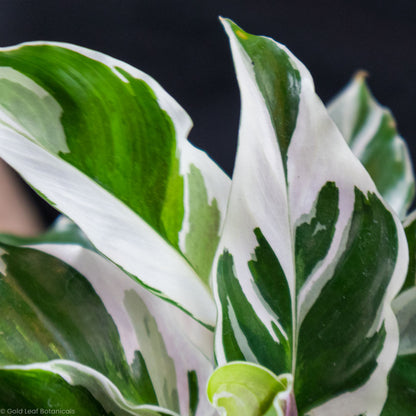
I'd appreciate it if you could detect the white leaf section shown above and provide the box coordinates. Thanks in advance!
[0,123,215,325]
[285,55,377,325]
[328,76,383,157]
[393,287,416,356]
[326,76,358,143]
[227,303,258,363]
[0,67,48,98]
[404,210,416,228]
[0,247,7,275]
[273,374,295,416]
[214,21,294,366]
[31,243,215,416]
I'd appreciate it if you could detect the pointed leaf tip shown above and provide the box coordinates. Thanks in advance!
[353,69,370,81]
[220,18,249,40]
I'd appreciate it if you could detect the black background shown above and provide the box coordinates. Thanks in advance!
[1,0,415,223]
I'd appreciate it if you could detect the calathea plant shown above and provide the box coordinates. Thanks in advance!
[0,17,414,416]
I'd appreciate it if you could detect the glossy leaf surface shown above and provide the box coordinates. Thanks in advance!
[0,239,215,416]
[214,19,408,416]
[0,42,231,325]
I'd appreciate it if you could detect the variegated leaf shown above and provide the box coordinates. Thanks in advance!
[0,237,215,416]
[328,73,415,219]
[214,19,408,416]
[0,367,179,416]
[0,42,231,326]
[381,287,416,415]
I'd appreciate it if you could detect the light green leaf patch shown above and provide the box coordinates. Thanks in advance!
[207,361,295,416]
[185,164,222,284]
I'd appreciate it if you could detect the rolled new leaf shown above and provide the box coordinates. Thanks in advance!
[0,42,231,326]
[0,239,215,416]
[328,73,415,219]
[214,19,408,415]
[207,361,295,416]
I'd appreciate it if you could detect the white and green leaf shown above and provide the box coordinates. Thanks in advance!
[0,238,215,416]
[328,72,415,219]
[214,19,408,415]
[0,365,179,416]
[0,42,231,326]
